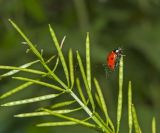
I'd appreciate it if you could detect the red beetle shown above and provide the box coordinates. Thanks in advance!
[106,47,123,71]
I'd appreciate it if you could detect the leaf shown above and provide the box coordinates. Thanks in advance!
[37,117,93,128]
[76,51,95,111]
[93,112,113,133]
[41,108,97,129]
[94,78,114,132]
[37,118,91,127]
[37,121,77,127]
[132,104,142,133]
[69,49,74,88]
[46,55,56,64]
[15,108,82,117]
[12,76,64,91]
[117,56,124,133]
[51,36,66,72]
[52,57,60,72]
[86,32,91,89]
[9,19,68,90]
[37,117,91,127]
[0,60,40,78]
[152,117,156,133]
[0,65,46,77]
[9,19,43,61]
[95,93,103,110]
[94,78,109,120]
[49,25,70,86]
[1,93,63,106]
[51,100,76,109]
[128,81,132,133]
[0,82,33,99]
[76,78,87,105]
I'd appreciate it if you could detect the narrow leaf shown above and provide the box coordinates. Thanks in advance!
[12,77,64,91]
[37,117,91,127]
[152,117,156,133]
[0,60,40,78]
[15,108,81,117]
[117,56,123,133]
[0,66,46,77]
[94,78,114,132]
[45,54,61,75]
[0,82,33,99]
[69,49,74,88]
[51,100,76,109]
[128,81,132,133]
[94,78,109,120]
[76,78,87,104]
[49,25,70,86]
[8,19,67,90]
[37,121,76,127]
[52,57,59,72]
[76,51,95,111]
[41,108,97,129]
[1,93,63,106]
[86,32,91,89]
[93,112,107,128]
[52,36,66,72]
[46,55,56,64]
[132,104,142,133]
[95,93,103,110]
[9,19,43,61]
[15,111,52,117]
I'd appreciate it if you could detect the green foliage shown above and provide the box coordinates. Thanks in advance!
[49,24,70,87]
[0,20,157,133]
[131,104,142,133]
[116,56,123,133]
[1,93,63,106]
[152,117,156,133]
[128,81,133,133]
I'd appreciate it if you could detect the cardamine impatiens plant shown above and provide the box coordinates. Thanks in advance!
[0,20,156,133]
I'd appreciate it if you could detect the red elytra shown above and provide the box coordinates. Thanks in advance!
[106,48,123,71]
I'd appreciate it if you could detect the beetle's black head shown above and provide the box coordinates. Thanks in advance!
[114,47,123,55]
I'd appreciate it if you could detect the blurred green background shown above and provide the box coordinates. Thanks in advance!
[0,0,160,132]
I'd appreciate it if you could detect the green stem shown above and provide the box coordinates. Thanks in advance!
[41,61,68,89]
[70,91,112,133]
[41,60,111,132]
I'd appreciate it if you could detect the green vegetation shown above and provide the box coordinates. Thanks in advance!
[0,20,157,133]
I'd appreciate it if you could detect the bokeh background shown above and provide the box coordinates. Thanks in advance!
[0,0,160,133]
